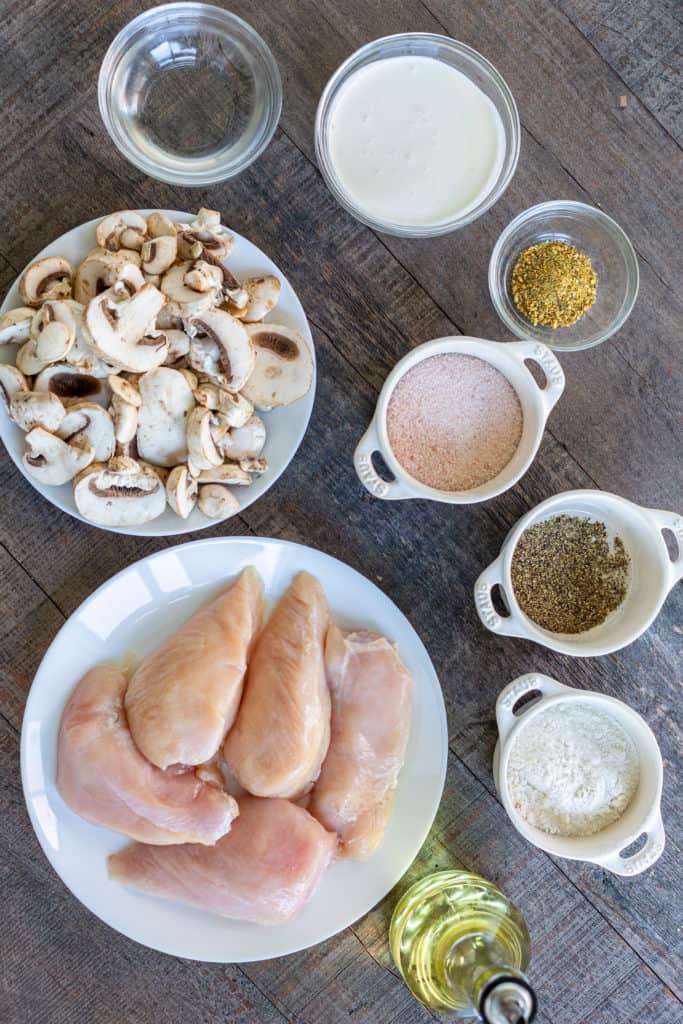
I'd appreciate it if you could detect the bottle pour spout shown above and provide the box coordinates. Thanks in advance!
[479,976,537,1024]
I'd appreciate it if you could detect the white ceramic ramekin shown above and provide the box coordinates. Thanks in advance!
[494,674,665,876]
[354,337,565,503]
[475,489,683,655]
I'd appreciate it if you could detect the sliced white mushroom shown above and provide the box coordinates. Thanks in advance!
[197,483,240,520]
[85,284,168,372]
[63,301,117,377]
[187,309,254,393]
[16,340,49,375]
[219,414,266,460]
[139,460,170,486]
[23,426,94,485]
[160,262,218,317]
[240,457,268,475]
[73,247,143,306]
[10,391,65,432]
[183,260,223,293]
[110,395,139,444]
[186,406,223,471]
[193,383,253,427]
[73,456,166,526]
[163,328,191,364]
[109,374,141,407]
[147,212,177,239]
[57,401,115,462]
[20,257,73,307]
[156,307,183,331]
[0,365,28,409]
[177,209,234,262]
[238,275,281,323]
[166,464,198,519]
[0,307,34,345]
[197,463,252,486]
[141,235,177,276]
[241,323,313,409]
[31,300,76,364]
[34,364,113,408]
[136,367,194,467]
[96,211,148,252]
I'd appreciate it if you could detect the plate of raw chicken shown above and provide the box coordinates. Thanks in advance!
[21,537,447,961]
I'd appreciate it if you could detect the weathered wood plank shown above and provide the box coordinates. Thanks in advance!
[560,0,683,143]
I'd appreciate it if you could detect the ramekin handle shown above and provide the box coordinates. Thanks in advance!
[353,417,413,501]
[495,673,571,745]
[592,807,666,876]
[474,556,529,639]
[645,507,683,585]
[507,340,566,412]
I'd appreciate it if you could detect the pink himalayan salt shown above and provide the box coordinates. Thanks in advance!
[386,353,523,492]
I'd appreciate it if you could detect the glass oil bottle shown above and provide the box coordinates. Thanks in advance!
[390,871,537,1022]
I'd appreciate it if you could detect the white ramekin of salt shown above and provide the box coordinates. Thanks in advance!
[494,673,665,876]
[354,337,564,503]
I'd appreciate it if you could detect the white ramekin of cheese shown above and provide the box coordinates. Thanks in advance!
[354,337,564,504]
[494,673,665,876]
[315,34,520,237]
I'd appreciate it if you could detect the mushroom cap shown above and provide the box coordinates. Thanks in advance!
[0,365,29,408]
[147,212,177,239]
[188,309,254,393]
[110,393,139,444]
[136,367,195,468]
[10,391,65,432]
[141,235,177,276]
[108,374,141,408]
[63,301,117,377]
[193,384,253,427]
[219,414,266,461]
[238,275,281,323]
[20,257,73,307]
[241,323,313,409]
[96,211,148,252]
[197,483,240,519]
[85,284,168,373]
[34,364,113,408]
[73,248,143,306]
[166,464,198,519]
[34,321,73,363]
[23,426,94,486]
[186,406,223,471]
[0,307,34,345]
[57,401,116,462]
[73,457,166,526]
[160,262,218,317]
[183,260,223,294]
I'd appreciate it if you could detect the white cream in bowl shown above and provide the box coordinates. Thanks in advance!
[327,55,505,227]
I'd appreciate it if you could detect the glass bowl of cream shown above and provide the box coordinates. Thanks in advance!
[315,34,520,237]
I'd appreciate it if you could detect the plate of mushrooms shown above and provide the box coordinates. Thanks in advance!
[0,209,315,534]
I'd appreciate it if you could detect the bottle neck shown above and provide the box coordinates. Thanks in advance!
[474,971,537,1024]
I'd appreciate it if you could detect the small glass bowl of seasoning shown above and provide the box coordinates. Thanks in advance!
[488,200,639,350]
[474,489,683,656]
[98,3,282,186]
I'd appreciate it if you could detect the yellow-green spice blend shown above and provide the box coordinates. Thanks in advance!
[511,240,598,328]
[511,515,630,634]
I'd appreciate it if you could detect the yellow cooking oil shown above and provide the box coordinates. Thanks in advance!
[390,871,533,1018]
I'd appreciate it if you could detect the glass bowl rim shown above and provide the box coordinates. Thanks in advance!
[488,199,640,352]
[97,1,283,187]
[314,32,521,238]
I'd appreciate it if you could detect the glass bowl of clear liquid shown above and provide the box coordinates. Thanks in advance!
[98,3,282,186]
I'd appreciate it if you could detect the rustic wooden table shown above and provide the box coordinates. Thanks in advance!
[1,2,681,1022]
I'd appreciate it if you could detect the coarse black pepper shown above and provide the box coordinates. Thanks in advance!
[510,515,630,634]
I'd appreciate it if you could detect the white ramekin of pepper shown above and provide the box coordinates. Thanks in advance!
[474,489,683,656]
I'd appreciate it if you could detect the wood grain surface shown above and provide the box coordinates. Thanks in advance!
[1,2,681,1022]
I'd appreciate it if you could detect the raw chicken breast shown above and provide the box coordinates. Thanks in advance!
[108,796,336,924]
[309,627,413,859]
[223,572,331,798]
[57,666,238,845]
[125,567,264,769]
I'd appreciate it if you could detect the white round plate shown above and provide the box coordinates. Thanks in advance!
[0,211,315,536]
[20,537,447,962]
